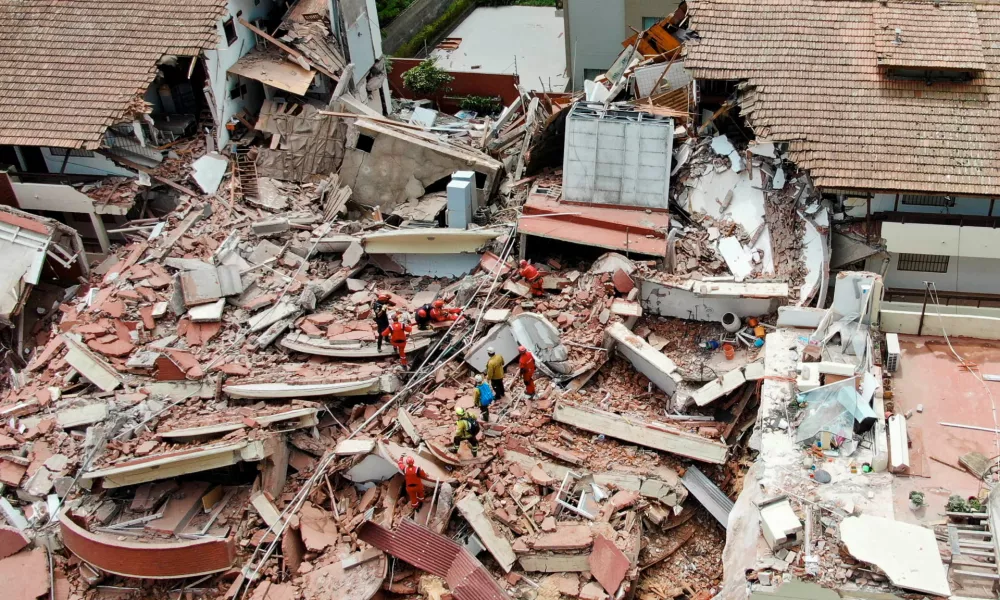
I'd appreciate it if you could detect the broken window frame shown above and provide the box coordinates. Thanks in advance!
[896,252,949,273]
[222,17,238,46]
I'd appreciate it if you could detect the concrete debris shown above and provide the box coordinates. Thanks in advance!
[0,6,936,600]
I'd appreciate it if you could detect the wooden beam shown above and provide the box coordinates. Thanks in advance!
[238,18,338,81]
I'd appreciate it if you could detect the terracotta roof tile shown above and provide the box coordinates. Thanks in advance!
[0,0,227,149]
[685,0,1000,196]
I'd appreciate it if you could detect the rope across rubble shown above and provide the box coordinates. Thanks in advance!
[232,225,520,599]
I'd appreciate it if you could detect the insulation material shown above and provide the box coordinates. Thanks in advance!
[562,102,674,209]
[840,515,950,596]
[632,60,694,98]
[255,100,347,183]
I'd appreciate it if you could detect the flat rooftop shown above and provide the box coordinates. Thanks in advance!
[430,6,568,93]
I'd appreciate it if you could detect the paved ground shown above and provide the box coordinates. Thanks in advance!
[890,335,1000,526]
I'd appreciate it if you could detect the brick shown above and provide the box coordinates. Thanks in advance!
[0,548,49,600]
[0,526,29,560]
[589,535,630,594]
[531,525,593,551]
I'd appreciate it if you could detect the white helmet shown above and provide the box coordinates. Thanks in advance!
[487,346,495,355]
[475,374,484,383]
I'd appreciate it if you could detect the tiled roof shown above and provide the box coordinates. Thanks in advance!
[0,0,227,149]
[874,4,987,71]
[684,0,1000,196]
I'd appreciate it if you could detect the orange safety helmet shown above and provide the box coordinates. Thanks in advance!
[433,299,445,308]
[404,456,415,466]
[519,259,528,268]
[417,308,428,317]
[378,293,391,301]
[392,313,400,322]
[518,345,527,354]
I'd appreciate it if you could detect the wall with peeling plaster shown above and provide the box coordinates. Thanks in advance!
[339,120,501,213]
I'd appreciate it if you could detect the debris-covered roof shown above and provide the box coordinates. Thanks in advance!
[684,0,1000,196]
[0,0,226,149]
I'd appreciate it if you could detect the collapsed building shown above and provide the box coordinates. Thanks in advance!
[0,1,996,600]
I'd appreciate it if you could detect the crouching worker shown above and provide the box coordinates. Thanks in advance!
[452,407,480,457]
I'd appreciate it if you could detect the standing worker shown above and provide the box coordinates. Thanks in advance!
[371,293,393,351]
[452,407,480,456]
[485,347,506,399]
[382,314,412,367]
[517,260,545,297]
[429,299,462,324]
[397,455,427,508]
[472,374,495,422]
[518,345,537,398]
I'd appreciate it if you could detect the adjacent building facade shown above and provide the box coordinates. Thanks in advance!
[684,0,1000,300]
[562,0,682,89]
[0,0,386,253]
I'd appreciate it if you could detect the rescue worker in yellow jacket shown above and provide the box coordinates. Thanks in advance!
[485,346,505,399]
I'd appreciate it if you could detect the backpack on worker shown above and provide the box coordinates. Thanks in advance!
[464,416,481,437]
[477,382,495,407]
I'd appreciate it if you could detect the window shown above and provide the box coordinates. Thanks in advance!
[356,134,375,153]
[474,171,487,189]
[222,17,238,46]
[897,253,950,273]
[902,194,954,207]
[48,148,94,158]
[642,17,660,29]
[583,68,605,82]
[229,81,247,100]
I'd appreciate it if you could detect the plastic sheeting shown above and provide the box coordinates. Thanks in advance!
[795,376,877,444]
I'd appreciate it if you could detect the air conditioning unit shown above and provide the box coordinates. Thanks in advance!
[885,333,900,372]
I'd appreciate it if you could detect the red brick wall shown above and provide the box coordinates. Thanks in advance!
[389,59,521,114]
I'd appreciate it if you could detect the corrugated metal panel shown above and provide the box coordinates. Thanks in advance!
[681,465,734,526]
[448,551,508,600]
[359,520,509,600]
[395,519,462,577]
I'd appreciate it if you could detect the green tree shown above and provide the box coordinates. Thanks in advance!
[401,59,454,95]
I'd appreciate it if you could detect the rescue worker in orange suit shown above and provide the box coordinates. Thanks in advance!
[517,260,545,297]
[382,314,412,367]
[397,455,427,508]
[430,299,462,324]
[518,345,537,398]
[414,302,434,330]
[371,294,393,351]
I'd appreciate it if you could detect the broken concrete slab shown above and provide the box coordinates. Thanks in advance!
[61,335,122,392]
[531,524,593,551]
[456,494,517,573]
[190,152,229,194]
[606,322,682,396]
[56,403,109,429]
[188,299,226,323]
[840,515,950,596]
[687,367,746,407]
[553,402,728,464]
[82,439,272,487]
[639,278,788,322]
[146,481,211,534]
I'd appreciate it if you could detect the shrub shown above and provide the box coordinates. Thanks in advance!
[459,95,503,115]
[402,58,454,95]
